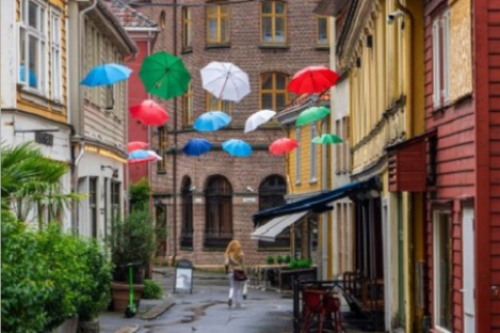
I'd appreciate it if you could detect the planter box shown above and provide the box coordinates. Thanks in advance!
[52,316,78,333]
[278,267,318,290]
[111,282,145,312]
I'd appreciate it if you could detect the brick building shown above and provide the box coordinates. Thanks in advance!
[136,0,330,266]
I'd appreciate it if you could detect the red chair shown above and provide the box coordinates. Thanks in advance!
[301,289,325,333]
[323,295,344,333]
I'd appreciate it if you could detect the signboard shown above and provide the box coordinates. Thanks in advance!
[174,259,193,294]
[242,197,256,203]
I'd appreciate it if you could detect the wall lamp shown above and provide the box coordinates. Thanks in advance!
[101,165,119,178]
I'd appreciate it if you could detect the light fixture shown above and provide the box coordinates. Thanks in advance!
[369,189,380,198]
[246,186,255,193]
[189,185,196,192]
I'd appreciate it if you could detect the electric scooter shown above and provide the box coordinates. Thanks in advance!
[124,262,142,318]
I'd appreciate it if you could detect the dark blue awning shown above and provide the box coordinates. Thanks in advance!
[252,177,380,225]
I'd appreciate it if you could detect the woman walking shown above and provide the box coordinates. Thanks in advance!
[224,240,246,308]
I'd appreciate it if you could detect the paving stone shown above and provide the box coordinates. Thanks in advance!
[140,300,176,320]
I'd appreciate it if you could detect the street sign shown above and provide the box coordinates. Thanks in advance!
[174,259,193,294]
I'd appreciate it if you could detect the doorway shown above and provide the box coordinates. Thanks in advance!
[462,207,475,333]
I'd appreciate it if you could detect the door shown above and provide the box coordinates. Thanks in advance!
[462,207,475,333]
[382,198,391,331]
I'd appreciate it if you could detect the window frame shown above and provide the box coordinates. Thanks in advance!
[180,177,194,250]
[206,1,230,45]
[181,6,192,51]
[310,123,318,183]
[89,177,98,238]
[432,9,450,109]
[157,126,168,174]
[206,92,233,114]
[50,8,62,102]
[111,181,121,223]
[204,175,233,249]
[259,72,290,111]
[260,1,287,46]
[433,210,453,333]
[295,127,301,184]
[258,175,289,249]
[19,0,48,95]
[316,15,330,47]
[182,82,194,126]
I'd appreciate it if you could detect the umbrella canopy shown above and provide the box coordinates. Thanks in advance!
[128,141,148,152]
[139,52,191,100]
[81,63,132,87]
[200,61,250,103]
[222,139,253,157]
[269,138,299,155]
[244,110,277,133]
[129,99,169,126]
[128,149,159,164]
[312,133,343,144]
[183,138,213,156]
[296,106,331,127]
[288,65,339,94]
[193,111,232,132]
[146,150,162,160]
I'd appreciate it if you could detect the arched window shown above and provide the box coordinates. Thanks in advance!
[180,176,193,249]
[204,175,233,248]
[258,175,288,248]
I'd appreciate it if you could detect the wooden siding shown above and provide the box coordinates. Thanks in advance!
[489,0,500,331]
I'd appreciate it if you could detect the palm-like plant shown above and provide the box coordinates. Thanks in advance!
[1,142,83,229]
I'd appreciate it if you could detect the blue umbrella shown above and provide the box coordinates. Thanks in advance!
[222,139,253,157]
[128,149,153,160]
[193,111,232,132]
[81,63,132,87]
[183,138,213,156]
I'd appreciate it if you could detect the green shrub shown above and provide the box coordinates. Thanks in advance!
[266,255,275,265]
[284,254,292,264]
[276,255,284,264]
[143,279,164,299]
[289,258,298,269]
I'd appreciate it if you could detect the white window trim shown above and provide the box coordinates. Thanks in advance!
[19,0,48,96]
[310,124,317,183]
[295,127,301,184]
[433,210,452,333]
[442,10,450,105]
[432,18,441,109]
[50,7,62,103]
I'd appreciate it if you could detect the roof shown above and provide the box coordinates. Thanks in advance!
[104,0,158,29]
[275,90,331,125]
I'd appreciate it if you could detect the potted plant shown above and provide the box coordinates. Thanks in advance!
[107,209,157,312]
[266,255,275,265]
[276,254,284,265]
[284,254,292,264]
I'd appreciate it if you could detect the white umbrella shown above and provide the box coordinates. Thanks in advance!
[147,150,162,161]
[244,110,277,133]
[200,61,251,103]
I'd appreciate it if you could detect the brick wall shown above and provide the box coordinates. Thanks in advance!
[139,0,330,265]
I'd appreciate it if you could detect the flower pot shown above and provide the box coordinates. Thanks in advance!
[110,282,145,313]
[112,266,145,284]
[52,316,78,333]
[77,319,100,333]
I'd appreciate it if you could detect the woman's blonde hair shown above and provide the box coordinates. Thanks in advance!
[225,239,243,260]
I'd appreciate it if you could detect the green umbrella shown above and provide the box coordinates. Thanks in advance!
[295,106,330,127]
[139,51,191,100]
[312,133,343,144]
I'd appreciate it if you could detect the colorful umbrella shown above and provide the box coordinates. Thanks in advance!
[288,65,339,94]
[128,149,159,164]
[139,51,191,100]
[183,138,213,156]
[296,106,331,127]
[200,61,251,103]
[222,139,253,157]
[128,141,149,152]
[81,63,132,87]
[129,99,169,126]
[312,134,343,144]
[193,111,232,132]
[244,110,277,133]
[269,138,299,155]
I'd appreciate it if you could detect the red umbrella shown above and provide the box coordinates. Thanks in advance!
[269,138,299,155]
[288,65,339,94]
[129,99,169,126]
[128,141,148,153]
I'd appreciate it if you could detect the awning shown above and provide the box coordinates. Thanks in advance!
[252,177,380,224]
[251,211,309,242]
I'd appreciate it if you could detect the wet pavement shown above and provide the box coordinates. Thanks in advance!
[99,267,294,333]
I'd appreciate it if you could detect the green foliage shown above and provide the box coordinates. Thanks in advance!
[284,254,292,264]
[288,258,313,269]
[1,214,112,333]
[129,179,151,211]
[143,279,164,299]
[266,255,275,265]
[276,255,284,264]
[107,209,157,268]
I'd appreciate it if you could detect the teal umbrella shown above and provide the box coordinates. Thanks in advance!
[312,133,343,144]
[295,106,330,127]
[139,51,191,100]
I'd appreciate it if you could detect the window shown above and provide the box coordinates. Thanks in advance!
[343,117,350,172]
[260,72,289,111]
[182,7,192,50]
[310,124,318,182]
[104,178,109,238]
[432,10,450,109]
[204,175,233,248]
[19,0,47,93]
[295,127,301,184]
[89,177,98,238]
[157,126,168,173]
[336,116,350,173]
[155,202,167,256]
[433,211,452,332]
[180,177,194,249]
[317,15,329,46]
[261,1,287,45]
[206,92,233,113]
[111,181,121,222]
[105,86,115,111]
[206,2,230,45]
[50,9,62,101]
[335,119,342,173]
[258,175,288,249]
[182,82,194,126]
